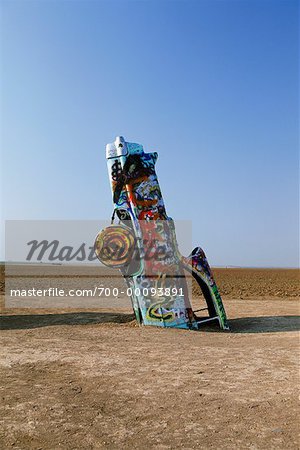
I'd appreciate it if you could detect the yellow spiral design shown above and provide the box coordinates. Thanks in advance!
[94,225,136,268]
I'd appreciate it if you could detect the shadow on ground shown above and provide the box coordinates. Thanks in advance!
[1,313,299,333]
[0,312,135,330]
[228,315,300,333]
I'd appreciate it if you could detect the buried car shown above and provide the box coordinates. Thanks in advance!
[95,136,229,331]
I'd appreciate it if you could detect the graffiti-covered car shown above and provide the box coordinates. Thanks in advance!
[95,136,229,330]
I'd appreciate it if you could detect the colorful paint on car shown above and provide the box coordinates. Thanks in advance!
[95,136,229,330]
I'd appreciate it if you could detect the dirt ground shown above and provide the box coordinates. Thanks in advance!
[0,267,299,449]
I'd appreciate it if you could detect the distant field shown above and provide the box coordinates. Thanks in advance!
[1,263,299,299]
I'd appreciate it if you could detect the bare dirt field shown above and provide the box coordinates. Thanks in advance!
[0,267,299,449]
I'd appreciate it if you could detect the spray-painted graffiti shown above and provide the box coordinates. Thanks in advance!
[95,136,229,331]
[181,247,229,329]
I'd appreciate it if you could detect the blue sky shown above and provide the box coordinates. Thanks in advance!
[1,0,299,267]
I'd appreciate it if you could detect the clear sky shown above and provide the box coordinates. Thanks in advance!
[1,0,299,267]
